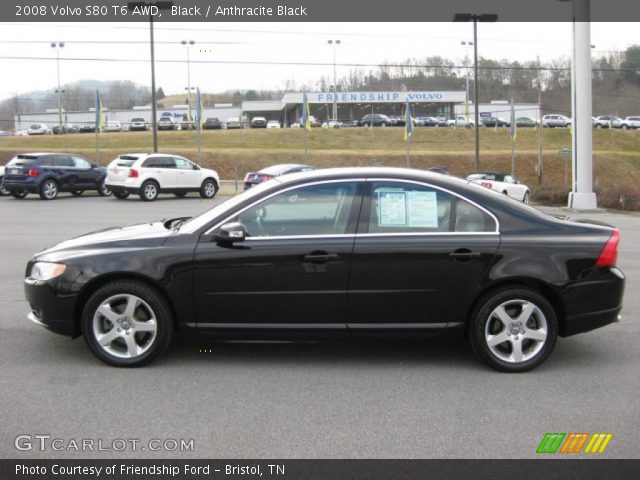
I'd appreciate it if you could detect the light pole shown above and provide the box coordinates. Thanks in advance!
[181,40,195,123]
[127,1,174,153]
[328,39,340,120]
[460,40,473,124]
[454,13,498,171]
[51,41,64,132]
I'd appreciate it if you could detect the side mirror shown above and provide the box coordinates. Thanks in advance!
[215,222,247,244]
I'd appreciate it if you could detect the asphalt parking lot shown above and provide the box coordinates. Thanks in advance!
[0,192,638,459]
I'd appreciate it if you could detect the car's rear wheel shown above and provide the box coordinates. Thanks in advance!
[0,177,9,196]
[140,180,159,201]
[622,124,628,130]
[40,179,59,200]
[174,192,187,198]
[596,124,603,129]
[113,191,130,200]
[10,190,27,199]
[469,288,558,372]
[82,280,173,367]
[71,190,83,197]
[98,180,112,197]
[200,179,218,199]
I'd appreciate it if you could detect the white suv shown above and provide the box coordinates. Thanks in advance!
[542,114,571,128]
[105,153,220,201]
[621,116,640,130]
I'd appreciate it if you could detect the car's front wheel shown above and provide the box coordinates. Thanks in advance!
[523,191,530,204]
[40,179,59,200]
[0,177,9,196]
[140,180,159,201]
[82,280,173,367]
[469,288,558,372]
[98,180,112,197]
[200,179,218,199]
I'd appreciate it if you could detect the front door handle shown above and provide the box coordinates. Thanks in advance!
[449,248,482,261]
[303,252,339,264]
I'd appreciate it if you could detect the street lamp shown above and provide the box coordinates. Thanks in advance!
[460,40,473,124]
[51,41,65,133]
[328,39,340,120]
[454,13,498,171]
[127,1,174,153]
[181,40,195,123]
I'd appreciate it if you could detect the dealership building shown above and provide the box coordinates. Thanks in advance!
[13,90,540,129]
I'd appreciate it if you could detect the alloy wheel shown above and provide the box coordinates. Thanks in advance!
[92,294,158,359]
[484,299,548,364]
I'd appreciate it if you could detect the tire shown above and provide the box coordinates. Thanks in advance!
[622,125,629,130]
[523,191,530,204]
[469,288,558,372]
[39,179,59,200]
[140,180,159,201]
[71,190,83,197]
[98,180,112,197]
[0,177,9,196]
[380,123,386,128]
[10,190,27,199]
[81,280,173,367]
[174,192,187,198]
[113,191,130,200]
[200,178,218,199]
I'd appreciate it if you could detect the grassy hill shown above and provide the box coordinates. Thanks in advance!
[1,127,639,209]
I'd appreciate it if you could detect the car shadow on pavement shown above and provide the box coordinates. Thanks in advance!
[162,331,483,370]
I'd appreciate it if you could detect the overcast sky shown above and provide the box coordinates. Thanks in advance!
[0,22,637,102]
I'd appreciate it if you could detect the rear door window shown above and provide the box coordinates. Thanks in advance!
[365,181,496,234]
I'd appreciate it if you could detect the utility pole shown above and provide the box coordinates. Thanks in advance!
[537,56,543,184]
[181,40,195,124]
[51,42,65,132]
[328,39,340,121]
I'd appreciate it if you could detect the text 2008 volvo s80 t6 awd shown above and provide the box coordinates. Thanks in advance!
[24,168,624,371]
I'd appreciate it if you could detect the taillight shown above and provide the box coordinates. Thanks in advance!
[480,181,493,189]
[596,229,620,267]
[28,168,39,177]
[129,169,139,178]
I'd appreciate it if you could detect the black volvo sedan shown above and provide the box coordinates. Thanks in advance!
[24,168,624,371]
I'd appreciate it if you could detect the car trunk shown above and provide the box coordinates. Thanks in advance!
[4,155,39,181]
[108,157,137,182]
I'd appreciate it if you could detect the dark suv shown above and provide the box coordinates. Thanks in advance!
[2,153,111,200]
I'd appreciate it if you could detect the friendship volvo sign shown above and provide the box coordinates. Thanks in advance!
[283,91,466,104]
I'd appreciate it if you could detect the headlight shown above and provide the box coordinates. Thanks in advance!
[30,262,66,281]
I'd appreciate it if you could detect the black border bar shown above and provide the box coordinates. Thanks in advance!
[2,459,640,480]
[2,0,640,22]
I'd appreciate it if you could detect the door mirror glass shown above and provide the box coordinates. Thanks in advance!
[215,222,247,244]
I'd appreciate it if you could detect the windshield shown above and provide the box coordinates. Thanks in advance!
[179,180,279,233]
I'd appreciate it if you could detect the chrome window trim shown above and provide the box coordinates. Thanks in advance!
[203,176,501,237]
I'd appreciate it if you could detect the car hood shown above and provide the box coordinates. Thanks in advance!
[34,221,174,261]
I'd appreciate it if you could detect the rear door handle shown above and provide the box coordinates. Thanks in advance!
[449,248,482,261]
[303,252,339,264]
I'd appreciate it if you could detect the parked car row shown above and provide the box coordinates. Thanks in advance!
[0,152,219,202]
